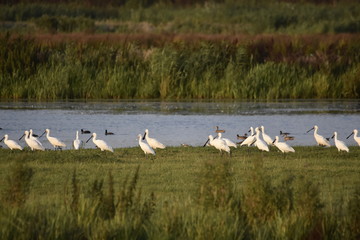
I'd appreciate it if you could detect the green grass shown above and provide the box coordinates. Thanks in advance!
[0,146,359,239]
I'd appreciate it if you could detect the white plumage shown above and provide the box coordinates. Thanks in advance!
[41,129,66,150]
[1,134,23,150]
[143,129,166,149]
[217,132,237,148]
[20,130,45,151]
[240,127,256,147]
[332,132,349,152]
[86,132,113,152]
[138,134,155,156]
[73,131,82,150]
[307,125,330,147]
[261,126,274,146]
[255,127,269,152]
[208,135,230,154]
[347,129,360,146]
[273,136,295,153]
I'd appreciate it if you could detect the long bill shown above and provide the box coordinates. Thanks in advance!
[142,131,147,141]
[306,127,314,133]
[19,133,25,141]
[203,138,210,147]
[39,130,46,138]
[0,137,4,142]
[86,135,93,143]
[346,132,354,139]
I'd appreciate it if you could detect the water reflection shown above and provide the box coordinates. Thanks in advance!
[0,100,359,149]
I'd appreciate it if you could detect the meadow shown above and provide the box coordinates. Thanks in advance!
[0,146,359,239]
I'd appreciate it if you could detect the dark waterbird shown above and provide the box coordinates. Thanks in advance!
[81,129,91,134]
[105,129,115,135]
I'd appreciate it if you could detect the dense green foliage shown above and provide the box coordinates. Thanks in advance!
[1,1,360,34]
[0,34,359,100]
[1,0,359,100]
[0,146,359,239]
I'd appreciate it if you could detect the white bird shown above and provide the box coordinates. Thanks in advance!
[208,135,230,154]
[347,129,360,146]
[332,132,349,152]
[86,133,113,152]
[255,127,269,152]
[19,130,45,151]
[307,125,330,147]
[261,126,274,145]
[240,127,256,147]
[137,134,155,156]
[40,129,66,150]
[143,129,166,149]
[29,129,39,139]
[0,134,23,150]
[73,131,82,150]
[273,136,295,153]
[217,132,237,148]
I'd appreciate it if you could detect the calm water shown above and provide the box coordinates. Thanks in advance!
[0,100,359,149]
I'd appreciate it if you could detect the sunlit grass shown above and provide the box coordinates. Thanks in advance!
[0,146,359,239]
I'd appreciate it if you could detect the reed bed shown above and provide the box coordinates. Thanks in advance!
[1,34,359,100]
[0,146,359,239]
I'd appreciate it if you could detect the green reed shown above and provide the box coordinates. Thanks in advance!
[0,34,359,100]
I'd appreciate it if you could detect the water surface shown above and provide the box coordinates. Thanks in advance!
[0,100,359,149]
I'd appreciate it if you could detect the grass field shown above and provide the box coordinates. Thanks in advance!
[0,146,359,239]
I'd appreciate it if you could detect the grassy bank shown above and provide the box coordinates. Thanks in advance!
[0,146,359,239]
[1,34,359,100]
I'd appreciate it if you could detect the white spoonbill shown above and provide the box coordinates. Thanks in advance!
[347,129,360,146]
[273,136,295,153]
[19,130,45,151]
[143,129,166,149]
[207,135,230,154]
[40,129,66,150]
[240,127,256,147]
[86,133,114,152]
[332,132,349,152]
[217,132,237,148]
[261,126,274,146]
[255,127,269,152]
[0,134,23,150]
[307,125,330,147]
[137,134,155,156]
[73,131,82,150]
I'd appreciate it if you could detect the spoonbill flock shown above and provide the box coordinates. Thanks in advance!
[0,125,358,155]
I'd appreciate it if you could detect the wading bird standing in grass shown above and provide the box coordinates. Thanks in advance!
[73,131,82,150]
[19,130,45,151]
[347,129,360,146]
[332,132,349,152]
[0,134,23,150]
[86,132,113,152]
[307,125,330,147]
[273,136,295,153]
[143,129,166,149]
[40,129,66,150]
[217,132,237,148]
[137,134,155,156]
[261,125,274,146]
[255,127,269,152]
[206,135,230,155]
[240,127,256,147]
